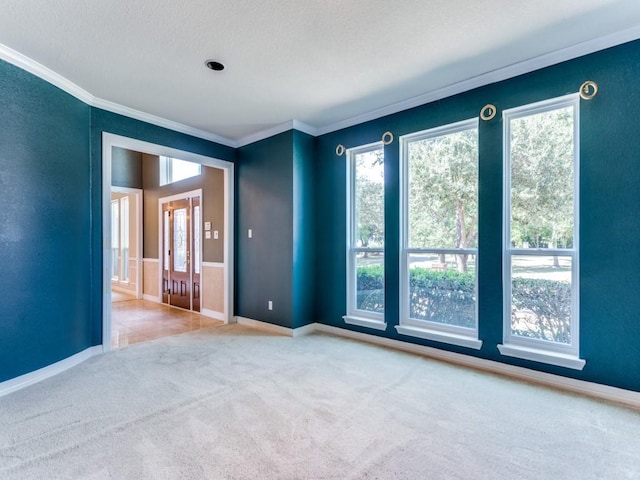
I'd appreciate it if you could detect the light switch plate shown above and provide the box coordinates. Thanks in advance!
[214,230,219,239]
[204,222,212,231]
[248,229,252,238]
[205,231,211,239]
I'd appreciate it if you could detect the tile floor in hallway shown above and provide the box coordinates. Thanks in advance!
[111,293,223,348]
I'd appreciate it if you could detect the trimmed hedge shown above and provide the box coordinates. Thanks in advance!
[511,277,571,343]
[356,266,571,341]
[409,268,475,327]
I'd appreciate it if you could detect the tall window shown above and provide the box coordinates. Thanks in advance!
[111,200,119,280]
[343,143,385,330]
[159,156,201,186]
[500,94,584,370]
[111,196,130,283]
[398,119,481,349]
[120,196,129,282]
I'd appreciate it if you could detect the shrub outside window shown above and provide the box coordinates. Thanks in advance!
[343,143,386,330]
[397,119,481,349]
[499,94,584,370]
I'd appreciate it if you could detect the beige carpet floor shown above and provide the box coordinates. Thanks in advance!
[0,325,639,479]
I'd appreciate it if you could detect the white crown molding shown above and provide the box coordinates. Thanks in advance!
[291,119,318,137]
[4,24,640,149]
[314,24,640,136]
[235,119,319,148]
[0,42,237,148]
[0,42,94,104]
[92,97,237,147]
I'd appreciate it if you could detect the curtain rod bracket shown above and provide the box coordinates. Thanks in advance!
[579,81,598,100]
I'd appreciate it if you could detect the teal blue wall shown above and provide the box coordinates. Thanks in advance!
[292,131,316,329]
[0,59,91,382]
[0,57,236,382]
[236,132,295,327]
[3,38,640,393]
[315,39,640,392]
[236,130,316,329]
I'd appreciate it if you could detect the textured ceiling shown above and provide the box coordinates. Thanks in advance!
[1,1,640,144]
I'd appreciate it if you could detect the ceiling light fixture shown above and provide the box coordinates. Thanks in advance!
[205,60,225,71]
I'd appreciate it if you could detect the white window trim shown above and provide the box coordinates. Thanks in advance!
[500,93,585,370]
[343,142,386,331]
[159,156,202,186]
[397,118,481,349]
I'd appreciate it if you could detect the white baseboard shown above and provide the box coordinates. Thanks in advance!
[292,322,317,337]
[235,316,316,337]
[5,321,637,410]
[314,324,640,411]
[0,346,103,398]
[143,294,161,303]
[202,308,226,322]
[111,285,136,295]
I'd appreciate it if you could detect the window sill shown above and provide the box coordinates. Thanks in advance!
[498,343,586,370]
[396,325,482,350]
[343,315,387,331]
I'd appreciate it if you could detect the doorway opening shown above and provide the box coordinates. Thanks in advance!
[102,133,234,352]
[160,191,202,312]
[110,187,143,301]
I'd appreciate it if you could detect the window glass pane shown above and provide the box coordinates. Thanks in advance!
[171,158,201,184]
[111,201,119,248]
[356,252,384,313]
[408,128,478,249]
[111,200,119,278]
[121,197,129,282]
[510,107,574,249]
[159,156,170,186]
[173,208,188,273]
[194,205,200,275]
[159,157,201,186]
[354,149,384,248]
[408,253,476,328]
[510,255,572,344]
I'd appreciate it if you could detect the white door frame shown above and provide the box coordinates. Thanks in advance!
[110,186,143,299]
[102,132,235,352]
[158,189,203,311]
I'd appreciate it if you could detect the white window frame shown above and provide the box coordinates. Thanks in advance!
[343,142,386,331]
[111,196,131,284]
[499,93,585,370]
[159,156,202,186]
[397,118,482,350]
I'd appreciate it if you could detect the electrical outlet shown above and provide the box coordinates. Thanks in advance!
[268,300,273,310]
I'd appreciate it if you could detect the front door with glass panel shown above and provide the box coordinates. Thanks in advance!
[162,197,200,311]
